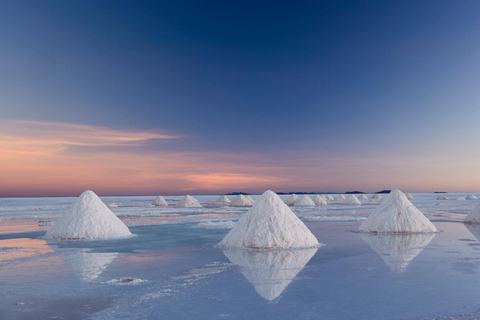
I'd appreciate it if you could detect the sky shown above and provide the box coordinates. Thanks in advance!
[1,0,479,197]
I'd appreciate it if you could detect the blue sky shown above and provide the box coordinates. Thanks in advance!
[1,1,479,196]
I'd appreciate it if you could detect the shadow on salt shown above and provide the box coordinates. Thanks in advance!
[223,248,318,301]
[360,233,436,273]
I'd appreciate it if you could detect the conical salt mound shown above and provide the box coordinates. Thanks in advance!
[284,194,298,206]
[406,193,414,200]
[223,248,318,300]
[176,195,202,208]
[326,195,334,201]
[214,195,231,206]
[466,194,478,200]
[464,203,480,224]
[294,195,315,206]
[436,196,449,200]
[360,233,435,273]
[358,194,368,200]
[312,195,327,205]
[218,190,321,249]
[230,194,253,207]
[46,190,132,240]
[359,190,437,233]
[342,194,361,205]
[246,195,255,205]
[152,196,168,206]
[334,194,346,201]
[370,194,383,200]
[464,223,480,241]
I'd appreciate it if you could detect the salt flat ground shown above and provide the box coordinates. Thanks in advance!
[0,193,479,320]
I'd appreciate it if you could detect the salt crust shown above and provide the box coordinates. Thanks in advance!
[359,189,437,233]
[312,195,327,205]
[342,194,361,205]
[284,194,298,206]
[223,247,317,300]
[294,195,315,206]
[229,194,253,207]
[46,190,132,240]
[360,233,435,273]
[176,195,202,208]
[152,196,168,207]
[464,203,480,223]
[218,190,321,249]
[193,220,235,229]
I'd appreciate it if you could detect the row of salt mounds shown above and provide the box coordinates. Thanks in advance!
[218,190,321,249]
[464,203,480,223]
[284,194,298,206]
[214,195,231,206]
[436,196,449,200]
[357,194,368,200]
[334,194,346,201]
[342,194,362,205]
[359,190,437,233]
[176,195,202,208]
[312,195,327,205]
[293,195,315,206]
[466,194,478,200]
[46,190,132,240]
[152,196,168,207]
[246,195,255,204]
[230,194,253,207]
[370,194,383,200]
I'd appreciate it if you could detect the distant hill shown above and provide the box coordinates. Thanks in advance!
[226,192,250,195]
[375,190,391,194]
[345,191,365,194]
[434,191,448,193]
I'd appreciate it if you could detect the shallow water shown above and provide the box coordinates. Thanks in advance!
[0,193,479,319]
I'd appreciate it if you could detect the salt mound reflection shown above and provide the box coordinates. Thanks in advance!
[360,233,435,273]
[223,248,317,301]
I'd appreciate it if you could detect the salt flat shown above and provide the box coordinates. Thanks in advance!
[0,193,479,320]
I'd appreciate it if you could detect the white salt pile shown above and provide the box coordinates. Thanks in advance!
[284,194,298,206]
[223,248,318,300]
[106,203,118,208]
[359,189,437,233]
[334,194,346,201]
[464,203,480,224]
[294,195,315,206]
[246,195,255,205]
[342,194,362,205]
[230,194,253,207]
[46,190,132,240]
[312,195,327,205]
[176,195,202,208]
[325,195,334,201]
[436,196,449,200]
[466,194,478,200]
[406,193,414,200]
[218,190,321,249]
[214,195,231,206]
[360,233,436,273]
[357,194,368,200]
[457,197,466,201]
[370,194,383,200]
[152,196,168,207]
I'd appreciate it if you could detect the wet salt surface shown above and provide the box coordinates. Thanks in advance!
[0,193,479,319]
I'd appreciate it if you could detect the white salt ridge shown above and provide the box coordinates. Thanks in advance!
[466,194,478,200]
[334,194,346,201]
[294,195,315,206]
[360,233,436,273]
[229,195,253,207]
[46,190,132,240]
[284,194,298,206]
[223,248,318,300]
[357,194,368,200]
[312,195,327,205]
[359,190,437,233]
[103,277,149,285]
[106,203,118,208]
[218,190,321,249]
[214,195,231,206]
[152,196,168,207]
[303,215,367,222]
[193,220,235,229]
[437,196,449,200]
[176,195,202,208]
[370,194,383,200]
[464,203,480,223]
[342,194,361,205]
[406,193,414,200]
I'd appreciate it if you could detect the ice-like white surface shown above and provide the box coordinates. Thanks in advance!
[152,196,168,207]
[359,190,437,233]
[176,195,202,208]
[464,203,480,223]
[293,195,315,206]
[229,194,253,207]
[46,190,132,240]
[219,191,321,249]
[342,194,361,205]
